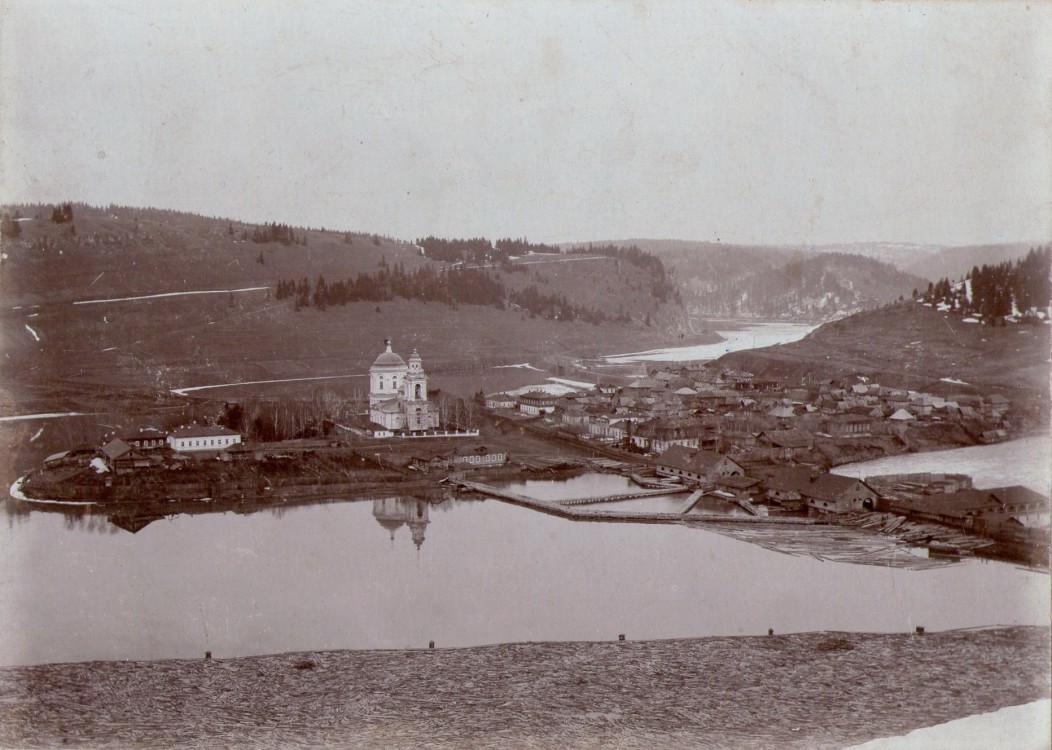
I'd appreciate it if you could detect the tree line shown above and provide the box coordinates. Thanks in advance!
[51,203,74,224]
[567,242,680,304]
[244,222,307,246]
[919,247,1051,322]
[0,211,21,239]
[273,264,625,323]
[414,236,499,264]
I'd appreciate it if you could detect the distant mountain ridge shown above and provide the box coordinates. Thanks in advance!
[576,241,926,321]
[574,239,1043,321]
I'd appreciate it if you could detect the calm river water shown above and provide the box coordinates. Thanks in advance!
[2,438,1048,667]
[833,434,1051,496]
[605,321,819,362]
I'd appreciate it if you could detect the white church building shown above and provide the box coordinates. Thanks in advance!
[368,338,439,433]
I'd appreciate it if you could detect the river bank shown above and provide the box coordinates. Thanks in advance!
[0,626,1046,750]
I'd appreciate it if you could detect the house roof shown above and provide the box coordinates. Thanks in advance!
[170,424,241,438]
[626,378,663,390]
[889,486,1046,518]
[121,427,167,441]
[801,474,873,503]
[451,444,499,457]
[715,475,761,490]
[410,451,449,463]
[988,485,1048,508]
[657,446,736,474]
[888,408,915,421]
[757,429,814,448]
[519,391,559,403]
[100,438,133,460]
[760,466,819,494]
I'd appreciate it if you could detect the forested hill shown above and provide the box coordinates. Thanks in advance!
[0,203,684,330]
[276,238,681,327]
[599,240,927,321]
[1,203,697,416]
[920,246,1051,322]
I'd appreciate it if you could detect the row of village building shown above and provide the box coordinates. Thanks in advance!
[44,421,512,478]
[486,368,1014,458]
[45,424,245,474]
[646,445,1046,527]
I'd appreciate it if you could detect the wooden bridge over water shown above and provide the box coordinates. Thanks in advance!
[454,480,814,525]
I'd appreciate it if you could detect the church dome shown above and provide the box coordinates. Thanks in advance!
[371,338,407,371]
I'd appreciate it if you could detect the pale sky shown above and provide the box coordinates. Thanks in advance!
[1,0,1049,245]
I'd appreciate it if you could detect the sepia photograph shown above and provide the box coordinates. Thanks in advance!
[0,1,1049,748]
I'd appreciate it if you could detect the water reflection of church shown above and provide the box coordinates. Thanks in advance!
[372,497,430,549]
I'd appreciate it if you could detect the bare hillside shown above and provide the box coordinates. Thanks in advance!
[717,301,1051,403]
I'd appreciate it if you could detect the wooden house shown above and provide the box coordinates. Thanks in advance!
[121,428,168,450]
[168,424,242,453]
[517,392,559,415]
[803,474,879,515]
[655,446,745,484]
[755,429,815,460]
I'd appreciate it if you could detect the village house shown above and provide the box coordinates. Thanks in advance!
[754,429,815,461]
[409,444,508,472]
[655,446,745,484]
[120,428,168,450]
[518,392,560,415]
[44,445,98,469]
[408,451,451,472]
[802,474,879,515]
[556,405,591,430]
[695,387,740,409]
[484,392,517,410]
[168,424,243,453]
[625,377,664,395]
[99,438,154,474]
[449,444,508,469]
[629,418,702,454]
[864,472,973,498]
[588,415,631,442]
[717,370,756,391]
[756,466,818,512]
[713,474,763,502]
[908,392,937,417]
[822,414,877,438]
[885,486,1049,530]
